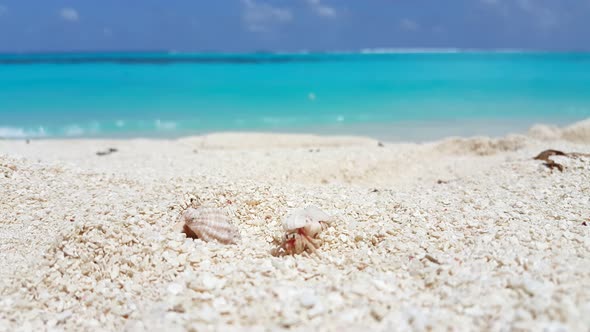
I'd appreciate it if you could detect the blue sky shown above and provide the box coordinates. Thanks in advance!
[0,0,589,53]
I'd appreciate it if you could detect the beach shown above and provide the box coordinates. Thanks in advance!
[1,119,589,331]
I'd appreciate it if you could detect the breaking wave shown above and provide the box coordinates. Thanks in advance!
[0,127,47,139]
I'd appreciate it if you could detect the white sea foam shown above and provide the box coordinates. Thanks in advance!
[0,127,28,138]
[64,125,85,137]
[155,119,177,130]
[358,47,528,54]
[360,48,462,54]
[263,48,529,55]
[0,126,47,139]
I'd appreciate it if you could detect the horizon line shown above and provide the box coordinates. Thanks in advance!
[1,47,590,56]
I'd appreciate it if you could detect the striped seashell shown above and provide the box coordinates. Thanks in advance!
[179,207,240,244]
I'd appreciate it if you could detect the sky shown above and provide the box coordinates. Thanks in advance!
[0,0,589,53]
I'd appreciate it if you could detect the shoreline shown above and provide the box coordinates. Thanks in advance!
[1,116,587,143]
[1,118,588,149]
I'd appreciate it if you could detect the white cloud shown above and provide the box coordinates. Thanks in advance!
[241,0,293,32]
[400,18,419,31]
[59,7,79,22]
[307,0,337,18]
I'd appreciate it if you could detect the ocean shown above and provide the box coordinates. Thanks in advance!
[1,52,589,141]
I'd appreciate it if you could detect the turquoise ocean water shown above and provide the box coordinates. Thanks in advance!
[1,52,589,141]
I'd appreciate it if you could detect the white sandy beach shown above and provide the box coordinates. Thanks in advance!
[1,120,589,331]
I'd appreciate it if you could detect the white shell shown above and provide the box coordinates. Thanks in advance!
[179,207,240,244]
[282,206,331,236]
[303,206,331,222]
[282,210,309,231]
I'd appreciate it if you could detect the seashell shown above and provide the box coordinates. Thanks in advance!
[282,210,309,231]
[303,206,331,223]
[178,207,240,244]
[282,206,332,238]
[302,206,331,237]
